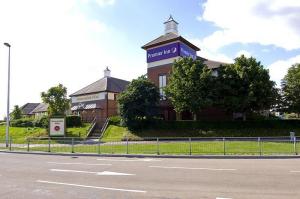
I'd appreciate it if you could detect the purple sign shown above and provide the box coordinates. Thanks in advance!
[179,43,196,60]
[147,43,179,63]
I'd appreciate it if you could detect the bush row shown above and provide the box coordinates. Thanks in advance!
[10,115,82,128]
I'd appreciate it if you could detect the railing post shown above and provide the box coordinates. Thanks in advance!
[157,138,160,155]
[189,137,192,155]
[9,136,12,151]
[223,137,226,155]
[294,137,297,155]
[126,137,129,154]
[98,140,101,154]
[27,139,30,152]
[258,137,262,156]
[71,138,74,153]
[48,137,51,152]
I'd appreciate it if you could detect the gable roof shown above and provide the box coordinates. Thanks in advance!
[70,76,130,97]
[141,32,200,51]
[31,103,48,113]
[21,103,40,115]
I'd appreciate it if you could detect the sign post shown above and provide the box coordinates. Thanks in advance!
[49,117,66,137]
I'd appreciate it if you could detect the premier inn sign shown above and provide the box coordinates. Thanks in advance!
[49,118,65,137]
[147,42,196,63]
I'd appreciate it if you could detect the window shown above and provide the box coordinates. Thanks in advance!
[159,74,167,100]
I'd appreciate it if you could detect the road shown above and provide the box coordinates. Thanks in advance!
[0,152,299,199]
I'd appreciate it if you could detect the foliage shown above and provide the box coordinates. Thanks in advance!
[118,75,160,130]
[10,118,35,127]
[215,55,277,120]
[41,84,70,116]
[165,57,214,118]
[10,105,22,120]
[66,115,82,127]
[34,116,49,128]
[109,116,121,126]
[281,63,300,115]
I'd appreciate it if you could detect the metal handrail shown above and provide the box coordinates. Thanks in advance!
[86,117,97,137]
[99,118,110,139]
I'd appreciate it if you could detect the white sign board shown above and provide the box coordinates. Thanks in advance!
[71,92,105,103]
[49,118,65,136]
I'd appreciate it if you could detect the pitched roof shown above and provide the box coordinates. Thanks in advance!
[21,103,40,115]
[197,56,228,69]
[31,103,48,113]
[70,76,130,97]
[141,32,200,51]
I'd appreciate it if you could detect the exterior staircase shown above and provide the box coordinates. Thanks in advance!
[86,118,109,138]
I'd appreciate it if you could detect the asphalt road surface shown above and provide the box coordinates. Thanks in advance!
[0,152,300,199]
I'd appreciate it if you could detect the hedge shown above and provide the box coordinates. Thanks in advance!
[66,115,82,127]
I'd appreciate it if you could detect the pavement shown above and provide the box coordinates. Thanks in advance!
[0,152,300,199]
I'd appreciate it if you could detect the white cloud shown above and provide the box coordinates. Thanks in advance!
[235,50,251,58]
[268,55,300,87]
[0,0,143,119]
[199,0,300,51]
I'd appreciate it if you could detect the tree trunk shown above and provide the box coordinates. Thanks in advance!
[176,112,181,121]
[243,112,247,121]
[193,113,197,121]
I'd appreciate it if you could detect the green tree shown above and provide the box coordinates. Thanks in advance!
[282,63,300,116]
[11,105,22,120]
[216,55,277,120]
[118,75,160,130]
[165,57,214,120]
[41,84,70,116]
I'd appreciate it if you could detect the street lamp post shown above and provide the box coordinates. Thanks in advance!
[4,42,11,148]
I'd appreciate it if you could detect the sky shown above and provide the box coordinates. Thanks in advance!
[0,0,300,119]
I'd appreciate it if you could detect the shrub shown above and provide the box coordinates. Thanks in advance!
[66,115,82,127]
[109,116,121,126]
[10,118,35,127]
[34,116,49,128]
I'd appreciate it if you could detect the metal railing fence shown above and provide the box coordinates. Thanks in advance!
[0,136,298,156]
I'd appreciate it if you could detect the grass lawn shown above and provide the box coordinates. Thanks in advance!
[101,125,140,141]
[0,123,91,143]
[12,140,298,155]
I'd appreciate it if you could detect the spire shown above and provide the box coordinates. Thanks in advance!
[104,67,111,77]
[164,15,178,35]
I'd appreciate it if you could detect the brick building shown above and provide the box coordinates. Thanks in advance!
[70,68,129,125]
[142,16,229,120]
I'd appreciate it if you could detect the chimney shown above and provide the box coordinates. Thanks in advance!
[104,67,111,77]
[164,15,179,35]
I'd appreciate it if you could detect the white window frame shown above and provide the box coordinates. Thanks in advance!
[159,74,167,100]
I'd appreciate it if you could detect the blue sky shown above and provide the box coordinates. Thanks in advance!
[0,0,300,118]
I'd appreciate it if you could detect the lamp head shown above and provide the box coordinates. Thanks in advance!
[4,43,11,47]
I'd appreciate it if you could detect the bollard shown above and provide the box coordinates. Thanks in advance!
[294,137,297,155]
[98,140,101,154]
[223,137,226,155]
[27,139,30,152]
[9,137,12,151]
[71,138,74,153]
[48,137,51,152]
[157,138,160,155]
[189,137,192,155]
[126,137,129,154]
[258,137,262,156]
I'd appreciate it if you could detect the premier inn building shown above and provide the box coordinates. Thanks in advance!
[70,68,129,124]
[142,16,228,120]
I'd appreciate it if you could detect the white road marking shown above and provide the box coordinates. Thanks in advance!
[216,197,232,199]
[97,158,161,162]
[50,169,135,176]
[47,162,111,166]
[149,166,236,171]
[37,180,146,193]
[290,171,300,173]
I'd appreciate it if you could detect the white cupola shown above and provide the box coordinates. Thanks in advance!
[164,15,179,35]
[104,67,111,77]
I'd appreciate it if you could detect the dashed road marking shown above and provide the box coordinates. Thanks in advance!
[216,197,232,199]
[47,162,111,166]
[290,171,300,173]
[37,180,146,193]
[149,166,236,171]
[97,158,161,162]
[50,169,135,176]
